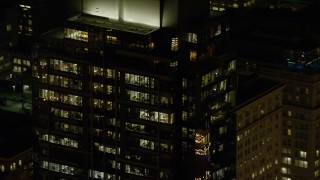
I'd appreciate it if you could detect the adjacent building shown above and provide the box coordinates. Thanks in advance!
[17,0,66,39]
[229,6,320,179]
[233,74,284,180]
[0,109,33,180]
[0,0,18,80]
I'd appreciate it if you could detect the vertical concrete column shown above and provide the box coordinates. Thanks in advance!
[118,0,124,22]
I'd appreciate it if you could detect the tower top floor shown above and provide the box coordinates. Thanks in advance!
[69,0,210,28]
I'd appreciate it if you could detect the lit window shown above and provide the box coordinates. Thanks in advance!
[287,129,292,136]
[228,60,236,71]
[190,50,197,61]
[182,111,187,121]
[39,133,79,148]
[295,160,308,168]
[93,99,104,108]
[140,139,154,150]
[282,148,291,154]
[212,6,219,11]
[215,25,221,36]
[305,88,309,94]
[187,33,197,43]
[282,157,291,165]
[107,101,113,110]
[93,66,103,76]
[170,61,178,67]
[106,35,118,44]
[182,127,187,138]
[22,60,30,66]
[106,69,114,78]
[182,79,187,89]
[13,66,22,73]
[149,42,155,49]
[64,28,88,42]
[171,37,179,51]
[226,25,230,32]
[50,59,80,74]
[6,24,11,31]
[287,111,292,117]
[106,85,113,94]
[90,169,105,178]
[219,144,223,151]
[40,160,79,175]
[232,3,239,8]
[125,164,149,176]
[299,151,307,158]
[124,73,154,88]
[219,126,227,135]
[127,90,151,104]
[93,82,104,92]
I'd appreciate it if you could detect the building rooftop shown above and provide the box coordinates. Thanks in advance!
[228,6,320,72]
[0,80,32,114]
[68,13,159,35]
[236,73,283,108]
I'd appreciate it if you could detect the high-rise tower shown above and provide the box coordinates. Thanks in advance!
[32,1,236,179]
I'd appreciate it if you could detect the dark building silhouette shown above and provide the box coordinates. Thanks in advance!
[32,0,237,179]
[0,0,18,80]
[0,0,67,86]
[209,0,315,12]
[0,2,34,180]
[17,0,67,40]
[0,108,33,180]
